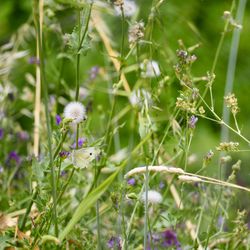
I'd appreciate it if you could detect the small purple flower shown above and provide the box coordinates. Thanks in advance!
[71,138,86,149]
[60,170,67,176]
[6,151,21,166]
[0,128,3,140]
[17,131,29,141]
[159,181,165,189]
[28,56,40,65]
[89,66,99,81]
[217,215,224,229]
[56,114,62,125]
[162,229,181,249]
[107,236,122,249]
[127,178,136,186]
[59,151,70,159]
[0,166,3,174]
[188,115,198,129]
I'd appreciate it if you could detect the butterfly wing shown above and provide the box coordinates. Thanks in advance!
[71,147,100,169]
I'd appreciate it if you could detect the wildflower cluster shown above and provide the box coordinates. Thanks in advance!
[216,142,239,152]
[227,160,241,182]
[224,93,239,115]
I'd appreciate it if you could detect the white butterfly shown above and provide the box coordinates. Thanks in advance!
[71,147,101,169]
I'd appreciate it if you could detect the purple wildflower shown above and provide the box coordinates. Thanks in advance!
[71,138,86,149]
[0,128,3,140]
[17,131,29,141]
[107,236,122,250]
[0,166,3,174]
[59,151,70,159]
[217,215,224,229]
[162,229,181,249]
[127,178,136,186]
[28,56,40,65]
[56,114,62,125]
[89,66,99,81]
[159,181,165,189]
[60,170,67,176]
[6,151,21,166]
[188,115,198,129]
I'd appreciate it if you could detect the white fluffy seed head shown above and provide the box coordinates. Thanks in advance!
[114,0,138,17]
[64,101,86,124]
[129,89,152,107]
[140,60,161,78]
[141,190,163,204]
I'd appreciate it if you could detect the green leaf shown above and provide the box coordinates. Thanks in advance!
[58,169,119,241]
[32,158,45,185]
[0,235,13,250]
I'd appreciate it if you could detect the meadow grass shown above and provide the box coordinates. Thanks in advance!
[0,0,250,249]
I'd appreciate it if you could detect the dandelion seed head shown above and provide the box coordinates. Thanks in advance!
[141,190,163,204]
[114,0,137,17]
[64,101,86,124]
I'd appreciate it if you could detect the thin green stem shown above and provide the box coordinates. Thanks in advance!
[143,164,149,249]
[57,168,75,203]
[20,189,38,230]
[33,0,58,236]
[221,0,246,143]
[198,0,235,107]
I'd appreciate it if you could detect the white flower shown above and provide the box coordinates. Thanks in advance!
[114,0,138,17]
[129,89,152,107]
[140,60,161,78]
[64,101,86,124]
[141,190,163,204]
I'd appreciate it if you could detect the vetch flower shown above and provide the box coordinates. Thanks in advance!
[127,178,136,186]
[141,190,163,204]
[159,181,165,189]
[188,115,198,129]
[17,131,29,141]
[0,128,3,140]
[114,0,137,17]
[140,60,161,78]
[162,229,181,249]
[147,229,181,250]
[107,236,122,249]
[89,66,99,81]
[6,151,21,166]
[59,151,70,159]
[64,101,86,124]
[71,137,86,149]
[28,56,40,65]
[55,114,62,125]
